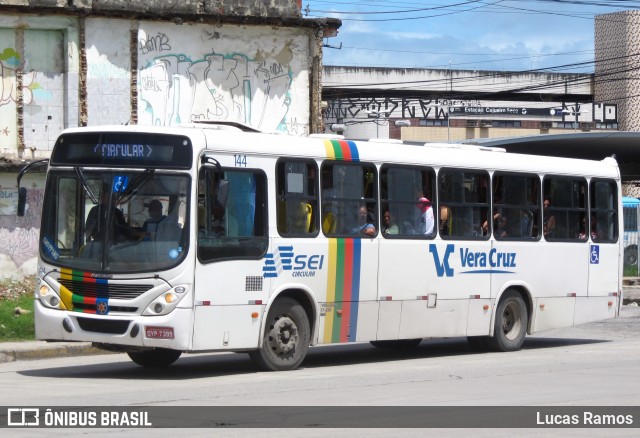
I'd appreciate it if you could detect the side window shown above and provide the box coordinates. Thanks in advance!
[438,168,489,239]
[197,166,268,262]
[321,162,377,237]
[543,176,587,241]
[590,179,618,243]
[380,166,435,238]
[492,173,540,240]
[276,160,318,237]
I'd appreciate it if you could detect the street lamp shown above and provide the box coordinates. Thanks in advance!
[330,123,346,135]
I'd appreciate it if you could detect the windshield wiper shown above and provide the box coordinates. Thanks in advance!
[75,166,98,204]
[114,169,155,205]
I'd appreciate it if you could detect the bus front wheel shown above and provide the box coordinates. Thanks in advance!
[486,290,528,352]
[249,297,310,371]
[624,247,638,267]
[127,348,182,367]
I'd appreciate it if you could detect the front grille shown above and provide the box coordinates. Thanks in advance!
[77,317,131,334]
[59,279,154,300]
[72,302,138,313]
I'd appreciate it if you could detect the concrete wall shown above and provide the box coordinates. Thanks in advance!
[321,66,618,141]
[0,14,316,160]
[322,66,593,95]
[595,11,640,131]
[0,170,44,279]
[0,0,302,18]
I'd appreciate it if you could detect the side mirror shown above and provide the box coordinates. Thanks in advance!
[16,158,49,217]
[17,187,27,217]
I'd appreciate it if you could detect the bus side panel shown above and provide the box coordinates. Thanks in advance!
[193,259,269,350]
[573,296,619,326]
[531,297,576,333]
[376,301,402,340]
[318,238,379,344]
[192,305,263,350]
[466,299,493,336]
[378,239,490,339]
[587,243,619,297]
[399,300,469,339]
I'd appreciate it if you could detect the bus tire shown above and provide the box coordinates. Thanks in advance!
[370,339,422,349]
[249,297,310,371]
[624,246,638,267]
[127,348,182,367]
[486,290,528,352]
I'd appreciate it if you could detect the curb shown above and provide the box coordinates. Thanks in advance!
[0,342,104,364]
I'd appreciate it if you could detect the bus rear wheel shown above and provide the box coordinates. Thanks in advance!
[486,290,528,352]
[127,348,182,367]
[249,297,310,371]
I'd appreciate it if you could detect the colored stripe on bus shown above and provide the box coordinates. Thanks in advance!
[324,139,359,162]
[59,268,109,312]
[323,238,361,343]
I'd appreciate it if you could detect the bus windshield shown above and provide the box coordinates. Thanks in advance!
[40,170,190,273]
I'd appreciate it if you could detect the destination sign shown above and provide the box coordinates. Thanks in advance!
[92,143,174,161]
[50,132,192,169]
[448,106,570,117]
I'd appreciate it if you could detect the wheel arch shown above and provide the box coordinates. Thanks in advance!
[261,285,319,347]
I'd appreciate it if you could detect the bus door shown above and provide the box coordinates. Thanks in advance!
[192,160,269,351]
[584,179,620,321]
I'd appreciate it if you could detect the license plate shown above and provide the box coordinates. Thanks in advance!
[145,326,174,339]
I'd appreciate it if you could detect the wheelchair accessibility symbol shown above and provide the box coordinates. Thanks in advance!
[590,245,600,264]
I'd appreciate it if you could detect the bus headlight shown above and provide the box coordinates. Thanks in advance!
[37,283,63,310]
[142,285,189,316]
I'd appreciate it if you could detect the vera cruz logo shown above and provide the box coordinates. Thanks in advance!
[262,245,324,278]
[429,244,455,277]
[429,243,517,277]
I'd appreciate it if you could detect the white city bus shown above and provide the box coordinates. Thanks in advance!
[17,123,623,370]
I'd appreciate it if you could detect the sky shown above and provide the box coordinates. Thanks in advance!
[302,0,640,73]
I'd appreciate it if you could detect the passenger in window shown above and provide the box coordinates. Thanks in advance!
[415,189,434,235]
[439,205,451,236]
[86,189,143,242]
[579,214,599,240]
[482,210,507,238]
[520,209,534,238]
[383,210,399,235]
[142,200,166,233]
[356,205,376,236]
[211,204,238,237]
[543,199,556,238]
[143,199,182,241]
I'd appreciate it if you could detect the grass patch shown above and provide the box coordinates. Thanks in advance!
[0,294,35,341]
[0,277,36,342]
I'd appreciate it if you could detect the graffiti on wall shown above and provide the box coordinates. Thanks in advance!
[324,97,482,121]
[138,32,299,133]
[0,47,43,150]
[0,187,43,267]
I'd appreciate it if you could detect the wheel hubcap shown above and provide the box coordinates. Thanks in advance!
[267,315,299,356]
[502,301,522,341]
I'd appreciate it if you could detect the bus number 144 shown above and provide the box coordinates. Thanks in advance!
[234,154,247,167]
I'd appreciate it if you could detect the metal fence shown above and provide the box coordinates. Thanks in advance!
[623,205,640,276]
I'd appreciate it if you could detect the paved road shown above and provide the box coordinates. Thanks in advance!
[1,306,639,437]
